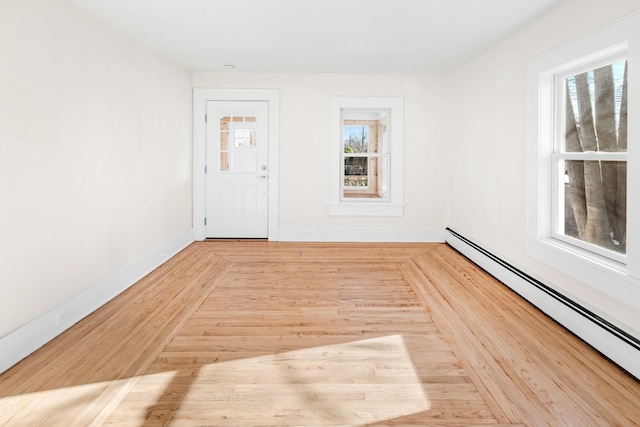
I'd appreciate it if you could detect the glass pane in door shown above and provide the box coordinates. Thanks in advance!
[220,115,258,173]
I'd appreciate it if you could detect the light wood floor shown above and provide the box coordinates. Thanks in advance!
[1,242,639,426]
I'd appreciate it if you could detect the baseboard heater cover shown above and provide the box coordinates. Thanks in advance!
[445,227,640,381]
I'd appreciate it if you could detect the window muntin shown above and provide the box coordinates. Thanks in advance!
[552,58,627,262]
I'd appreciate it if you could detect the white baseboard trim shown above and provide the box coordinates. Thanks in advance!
[0,229,195,375]
[445,227,640,381]
[277,226,445,243]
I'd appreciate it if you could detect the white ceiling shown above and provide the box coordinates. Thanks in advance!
[72,0,564,73]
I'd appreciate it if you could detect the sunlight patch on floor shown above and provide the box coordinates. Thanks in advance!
[169,334,430,426]
[0,378,131,426]
[1,335,430,426]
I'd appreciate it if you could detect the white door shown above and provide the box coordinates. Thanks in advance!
[205,101,269,238]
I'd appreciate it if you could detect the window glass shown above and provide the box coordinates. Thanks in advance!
[219,115,257,173]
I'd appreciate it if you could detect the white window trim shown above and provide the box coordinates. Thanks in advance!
[526,12,640,310]
[328,96,404,216]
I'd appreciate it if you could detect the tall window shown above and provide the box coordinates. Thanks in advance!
[342,111,389,199]
[329,96,403,216]
[554,59,627,262]
[526,12,639,304]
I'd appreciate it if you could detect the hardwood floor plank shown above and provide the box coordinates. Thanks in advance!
[0,242,637,426]
[410,245,640,426]
[0,246,231,426]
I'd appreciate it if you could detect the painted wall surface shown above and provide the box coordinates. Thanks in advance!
[0,0,193,337]
[193,73,449,240]
[448,0,640,336]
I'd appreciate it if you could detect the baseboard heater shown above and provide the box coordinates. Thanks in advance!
[445,227,640,381]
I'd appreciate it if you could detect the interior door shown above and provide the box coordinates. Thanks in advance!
[205,101,269,238]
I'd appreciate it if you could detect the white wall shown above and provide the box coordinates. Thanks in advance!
[193,73,449,241]
[5,0,636,373]
[448,0,640,338]
[0,0,193,339]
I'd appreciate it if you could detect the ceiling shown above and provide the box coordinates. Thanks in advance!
[72,0,565,73]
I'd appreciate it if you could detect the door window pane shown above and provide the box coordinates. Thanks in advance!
[220,152,229,172]
[219,115,258,173]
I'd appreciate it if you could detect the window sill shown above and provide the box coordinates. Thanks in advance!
[327,202,404,217]
[525,235,640,310]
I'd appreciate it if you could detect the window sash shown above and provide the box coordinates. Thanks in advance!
[552,152,627,161]
[550,155,628,264]
[341,153,390,200]
[343,153,388,158]
[551,230,627,264]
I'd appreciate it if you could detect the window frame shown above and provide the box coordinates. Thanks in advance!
[526,12,640,307]
[550,56,628,264]
[342,115,389,198]
[329,96,404,216]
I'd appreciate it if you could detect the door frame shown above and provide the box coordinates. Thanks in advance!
[193,89,280,241]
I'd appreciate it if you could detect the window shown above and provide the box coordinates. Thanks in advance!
[329,97,403,216]
[553,58,627,263]
[342,111,389,199]
[526,12,640,303]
